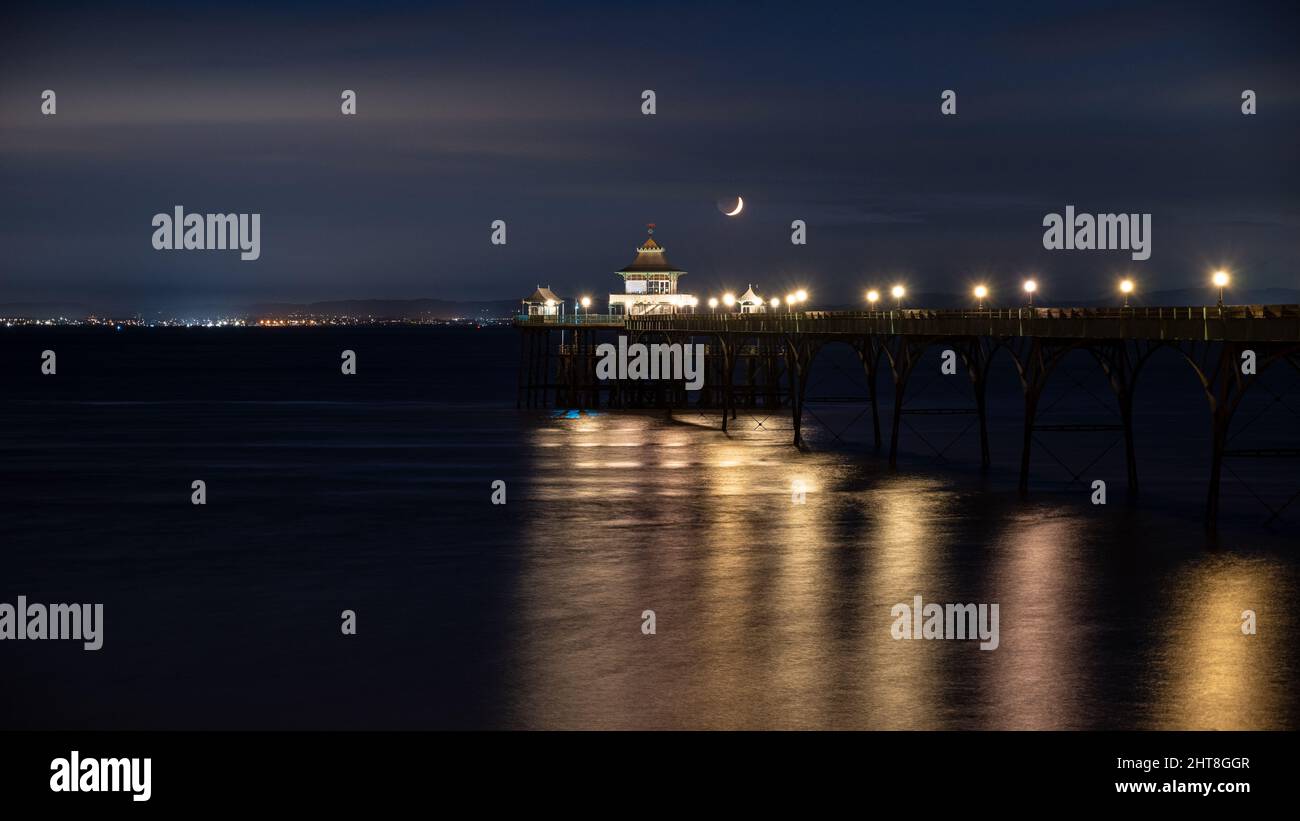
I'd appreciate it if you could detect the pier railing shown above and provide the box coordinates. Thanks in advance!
[515,305,1299,341]
[515,313,627,327]
[623,305,1300,342]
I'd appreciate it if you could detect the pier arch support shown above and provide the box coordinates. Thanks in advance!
[1173,341,1300,530]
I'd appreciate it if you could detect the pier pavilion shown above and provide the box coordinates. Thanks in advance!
[607,224,697,316]
[738,285,768,314]
[521,287,564,317]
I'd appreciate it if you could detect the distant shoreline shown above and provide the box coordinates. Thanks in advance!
[0,319,519,329]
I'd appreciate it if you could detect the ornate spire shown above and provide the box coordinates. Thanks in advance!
[618,224,685,275]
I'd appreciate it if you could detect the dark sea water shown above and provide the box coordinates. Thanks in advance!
[1,326,1297,729]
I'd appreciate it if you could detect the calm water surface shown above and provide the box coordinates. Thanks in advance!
[1,328,1295,729]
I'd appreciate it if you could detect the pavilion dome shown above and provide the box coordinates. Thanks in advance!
[523,286,563,304]
[617,224,686,275]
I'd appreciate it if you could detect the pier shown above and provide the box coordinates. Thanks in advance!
[516,304,1300,530]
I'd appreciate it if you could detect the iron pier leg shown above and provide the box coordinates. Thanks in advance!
[1018,386,1040,496]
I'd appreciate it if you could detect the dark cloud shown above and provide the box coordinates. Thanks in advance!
[0,0,1296,312]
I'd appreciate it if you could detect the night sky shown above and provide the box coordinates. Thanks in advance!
[1,0,1297,312]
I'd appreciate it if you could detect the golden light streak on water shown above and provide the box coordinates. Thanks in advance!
[860,478,947,728]
[502,410,1298,730]
[986,511,1092,729]
[1147,555,1291,730]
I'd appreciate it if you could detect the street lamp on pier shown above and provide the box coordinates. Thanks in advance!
[1023,279,1037,308]
[1212,270,1230,310]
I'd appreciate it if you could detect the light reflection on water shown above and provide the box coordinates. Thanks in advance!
[504,410,1298,730]
[1148,557,1289,730]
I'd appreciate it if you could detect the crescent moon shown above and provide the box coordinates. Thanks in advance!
[725,196,744,216]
